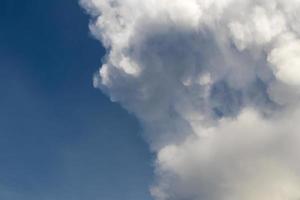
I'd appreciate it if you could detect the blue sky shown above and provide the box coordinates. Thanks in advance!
[0,1,153,199]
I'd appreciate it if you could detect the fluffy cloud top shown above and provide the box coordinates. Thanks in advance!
[80,0,300,199]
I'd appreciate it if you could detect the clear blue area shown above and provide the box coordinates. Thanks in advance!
[0,1,153,199]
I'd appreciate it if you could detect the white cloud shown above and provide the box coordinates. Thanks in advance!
[153,108,300,200]
[81,0,300,199]
[268,33,300,86]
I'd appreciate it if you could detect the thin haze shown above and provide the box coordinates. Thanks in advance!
[81,0,300,199]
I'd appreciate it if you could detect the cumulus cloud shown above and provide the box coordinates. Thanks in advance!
[80,0,300,199]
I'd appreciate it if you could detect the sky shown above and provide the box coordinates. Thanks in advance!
[0,1,153,199]
[2,1,300,200]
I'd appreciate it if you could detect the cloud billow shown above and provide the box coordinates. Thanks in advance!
[80,0,300,199]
